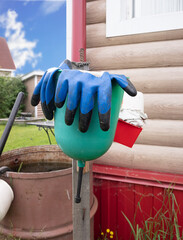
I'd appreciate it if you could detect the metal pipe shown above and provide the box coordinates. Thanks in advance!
[72,0,87,204]
[72,0,86,62]
[0,92,24,155]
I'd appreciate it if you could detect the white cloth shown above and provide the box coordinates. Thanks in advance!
[119,109,147,127]
[119,91,148,127]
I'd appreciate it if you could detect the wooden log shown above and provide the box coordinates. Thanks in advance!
[94,143,183,175]
[107,67,183,93]
[144,94,183,120]
[86,0,106,25]
[133,144,183,174]
[86,23,183,48]
[136,119,183,147]
[86,39,183,70]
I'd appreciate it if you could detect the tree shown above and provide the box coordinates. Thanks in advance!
[0,76,27,118]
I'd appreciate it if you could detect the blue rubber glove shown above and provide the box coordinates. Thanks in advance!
[31,59,72,120]
[31,59,137,132]
[54,69,137,132]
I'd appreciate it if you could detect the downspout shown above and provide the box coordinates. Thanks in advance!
[72,0,86,62]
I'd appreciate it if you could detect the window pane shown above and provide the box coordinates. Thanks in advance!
[120,0,135,20]
[107,0,183,37]
[139,0,183,17]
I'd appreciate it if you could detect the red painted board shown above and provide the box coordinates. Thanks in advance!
[93,179,101,239]
[118,182,135,240]
[94,164,183,239]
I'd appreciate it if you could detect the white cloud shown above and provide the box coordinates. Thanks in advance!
[0,9,41,70]
[22,0,66,15]
[41,0,66,15]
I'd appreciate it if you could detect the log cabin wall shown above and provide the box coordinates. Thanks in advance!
[86,0,183,174]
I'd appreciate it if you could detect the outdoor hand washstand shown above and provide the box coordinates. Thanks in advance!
[30,59,141,239]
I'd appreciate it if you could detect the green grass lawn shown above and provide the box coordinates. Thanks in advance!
[0,124,57,153]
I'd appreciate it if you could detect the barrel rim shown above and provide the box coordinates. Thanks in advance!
[0,145,72,179]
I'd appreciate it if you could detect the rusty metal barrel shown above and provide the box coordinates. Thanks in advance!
[0,145,97,240]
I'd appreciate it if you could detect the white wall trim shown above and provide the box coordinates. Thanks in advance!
[66,0,72,60]
[0,68,15,72]
[0,68,15,77]
[22,70,44,81]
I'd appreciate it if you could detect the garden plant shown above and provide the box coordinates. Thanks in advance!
[122,188,183,240]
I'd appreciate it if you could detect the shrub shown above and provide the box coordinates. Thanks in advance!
[0,76,27,118]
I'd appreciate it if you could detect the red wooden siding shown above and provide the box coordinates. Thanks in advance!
[93,164,183,240]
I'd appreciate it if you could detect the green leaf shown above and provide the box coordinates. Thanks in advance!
[122,211,136,238]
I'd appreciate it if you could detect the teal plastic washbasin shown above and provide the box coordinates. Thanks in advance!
[54,82,124,161]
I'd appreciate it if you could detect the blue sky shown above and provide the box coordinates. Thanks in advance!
[0,0,66,75]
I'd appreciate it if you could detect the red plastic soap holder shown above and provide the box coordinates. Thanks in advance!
[114,119,142,148]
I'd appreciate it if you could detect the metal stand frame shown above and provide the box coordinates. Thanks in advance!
[72,160,92,240]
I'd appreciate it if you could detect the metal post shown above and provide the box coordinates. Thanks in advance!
[71,3,91,232]
[71,45,91,237]
[72,161,92,240]
[0,92,24,155]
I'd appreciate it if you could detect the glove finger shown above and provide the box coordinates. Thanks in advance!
[41,102,53,120]
[79,89,95,133]
[65,82,81,126]
[31,74,45,106]
[65,108,77,126]
[111,74,137,96]
[98,73,112,131]
[79,109,93,133]
[98,108,111,131]
[40,73,53,120]
[55,73,68,108]
[46,68,61,112]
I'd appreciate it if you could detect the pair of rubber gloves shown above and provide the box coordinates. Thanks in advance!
[31,59,137,133]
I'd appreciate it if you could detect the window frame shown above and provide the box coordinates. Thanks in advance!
[106,0,183,37]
